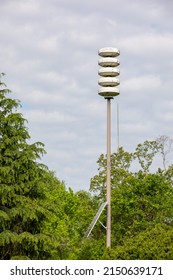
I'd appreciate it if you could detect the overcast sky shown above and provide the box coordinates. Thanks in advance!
[1,0,173,191]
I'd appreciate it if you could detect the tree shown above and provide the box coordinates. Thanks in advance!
[103,225,173,260]
[90,140,164,199]
[0,73,55,259]
[156,135,173,170]
[88,138,173,260]
[134,140,160,173]
[42,176,99,259]
[111,172,173,243]
[90,147,133,199]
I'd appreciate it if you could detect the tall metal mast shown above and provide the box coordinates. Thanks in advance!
[98,47,120,248]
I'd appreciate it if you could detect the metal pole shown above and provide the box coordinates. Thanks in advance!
[98,46,120,249]
[117,103,119,151]
[106,97,111,248]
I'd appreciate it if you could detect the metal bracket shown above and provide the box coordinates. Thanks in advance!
[99,220,107,230]
[84,201,107,238]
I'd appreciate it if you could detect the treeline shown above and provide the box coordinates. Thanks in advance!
[1,73,173,259]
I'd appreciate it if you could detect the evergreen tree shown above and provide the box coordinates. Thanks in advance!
[0,73,54,259]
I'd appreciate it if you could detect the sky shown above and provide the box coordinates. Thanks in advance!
[1,0,173,192]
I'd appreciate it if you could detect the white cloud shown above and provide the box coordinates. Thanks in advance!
[120,33,173,57]
[123,75,162,92]
[24,110,77,124]
[1,0,173,191]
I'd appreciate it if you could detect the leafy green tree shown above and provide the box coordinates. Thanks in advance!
[103,225,173,260]
[42,174,79,260]
[76,238,105,260]
[111,172,173,243]
[90,147,133,199]
[88,139,173,260]
[0,73,55,259]
[134,140,160,173]
[42,174,99,259]
[90,140,164,199]
[87,172,173,260]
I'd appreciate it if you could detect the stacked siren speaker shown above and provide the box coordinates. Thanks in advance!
[98,47,120,98]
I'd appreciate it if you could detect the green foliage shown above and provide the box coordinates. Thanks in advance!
[42,174,99,259]
[111,173,173,243]
[76,238,105,260]
[89,137,173,260]
[0,73,54,259]
[103,225,173,260]
[134,140,160,173]
[90,147,133,199]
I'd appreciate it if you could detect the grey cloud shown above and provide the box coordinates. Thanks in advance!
[1,0,173,191]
